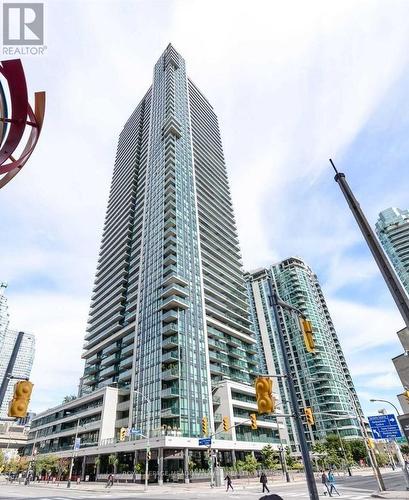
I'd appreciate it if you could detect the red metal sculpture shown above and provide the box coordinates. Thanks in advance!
[0,59,45,189]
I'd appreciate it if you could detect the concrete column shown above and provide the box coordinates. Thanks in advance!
[184,448,189,483]
[231,450,236,467]
[158,447,164,486]
[81,456,86,481]
[96,455,100,479]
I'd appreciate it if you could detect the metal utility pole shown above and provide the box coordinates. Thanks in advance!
[330,159,409,329]
[67,418,80,488]
[267,280,319,500]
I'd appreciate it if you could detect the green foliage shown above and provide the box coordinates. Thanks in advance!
[260,445,278,469]
[62,395,77,403]
[375,452,389,467]
[34,454,59,475]
[285,447,297,468]
[0,450,5,473]
[236,454,259,474]
[134,462,144,473]
[400,444,409,456]
[348,439,367,463]
[312,434,354,469]
[108,453,118,472]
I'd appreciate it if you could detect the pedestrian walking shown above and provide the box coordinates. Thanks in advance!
[328,470,340,496]
[225,474,234,492]
[321,470,332,496]
[260,472,270,493]
[105,473,114,488]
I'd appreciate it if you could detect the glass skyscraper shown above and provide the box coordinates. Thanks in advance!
[0,284,35,420]
[246,258,362,444]
[81,44,258,439]
[376,207,409,295]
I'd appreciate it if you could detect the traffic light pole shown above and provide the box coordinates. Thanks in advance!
[330,159,409,329]
[267,281,319,500]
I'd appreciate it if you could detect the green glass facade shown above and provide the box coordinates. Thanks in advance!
[80,45,257,439]
[246,258,362,444]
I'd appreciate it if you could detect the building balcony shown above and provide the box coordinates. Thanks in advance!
[118,368,132,381]
[161,406,179,418]
[162,335,178,350]
[161,296,189,311]
[163,254,177,267]
[162,283,189,299]
[162,273,188,288]
[161,387,179,399]
[162,351,179,363]
[162,323,178,336]
[161,367,179,380]
[162,309,179,323]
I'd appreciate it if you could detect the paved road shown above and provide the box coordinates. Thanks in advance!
[0,471,405,500]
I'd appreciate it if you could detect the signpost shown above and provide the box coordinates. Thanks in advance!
[73,437,81,451]
[198,437,212,446]
[368,414,402,440]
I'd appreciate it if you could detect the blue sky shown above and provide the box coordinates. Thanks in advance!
[1,0,409,418]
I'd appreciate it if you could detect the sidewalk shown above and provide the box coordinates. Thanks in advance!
[4,475,304,494]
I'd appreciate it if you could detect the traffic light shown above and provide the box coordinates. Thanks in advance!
[147,448,151,460]
[119,427,127,441]
[201,416,208,436]
[250,413,257,430]
[404,390,409,403]
[304,407,315,426]
[367,438,376,449]
[255,377,275,414]
[300,318,315,353]
[222,416,229,432]
[8,380,33,418]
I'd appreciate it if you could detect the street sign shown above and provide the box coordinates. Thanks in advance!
[199,437,212,446]
[368,414,402,440]
[130,428,141,435]
[74,437,81,451]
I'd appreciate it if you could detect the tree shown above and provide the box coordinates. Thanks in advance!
[62,395,77,403]
[260,445,278,469]
[347,439,367,464]
[34,455,59,476]
[400,444,409,456]
[57,458,69,479]
[0,450,5,473]
[237,454,259,474]
[108,454,118,473]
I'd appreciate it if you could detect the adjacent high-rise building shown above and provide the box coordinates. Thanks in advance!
[80,44,261,440]
[0,284,35,420]
[246,257,362,444]
[376,207,409,295]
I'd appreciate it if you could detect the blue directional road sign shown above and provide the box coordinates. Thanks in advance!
[198,437,212,446]
[368,414,402,440]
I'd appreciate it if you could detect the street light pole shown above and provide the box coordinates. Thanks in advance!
[67,418,80,488]
[370,399,409,490]
[268,281,319,500]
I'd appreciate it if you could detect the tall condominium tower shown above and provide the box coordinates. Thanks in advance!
[376,207,409,295]
[0,285,35,420]
[81,44,259,440]
[246,257,362,444]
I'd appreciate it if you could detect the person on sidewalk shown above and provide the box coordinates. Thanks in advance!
[321,470,332,496]
[105,473,114,488]
[225,474,234,492]
[260,472,270,493]
[328,470,340,496]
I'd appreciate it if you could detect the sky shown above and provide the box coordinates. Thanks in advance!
[1,0,409,419]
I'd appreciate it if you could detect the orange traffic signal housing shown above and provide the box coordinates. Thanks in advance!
[8,380,33,418]
[255,377,274,414]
